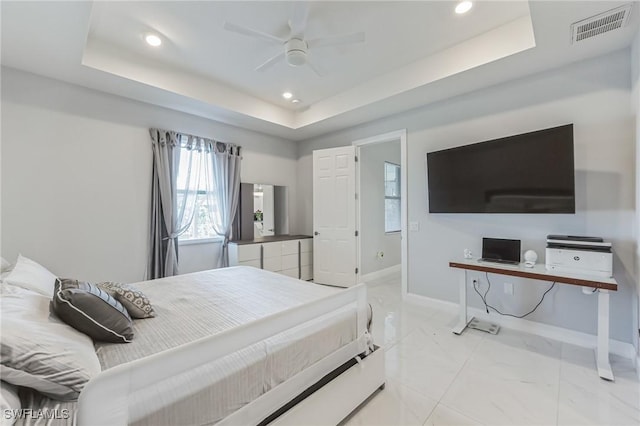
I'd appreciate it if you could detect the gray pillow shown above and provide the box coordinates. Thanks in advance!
[52,279,133,343]
[97,282,155,319]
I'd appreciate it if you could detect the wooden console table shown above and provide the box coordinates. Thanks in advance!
[449,259,618,381]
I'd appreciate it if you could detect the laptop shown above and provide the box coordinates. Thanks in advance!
[480,238,521,265]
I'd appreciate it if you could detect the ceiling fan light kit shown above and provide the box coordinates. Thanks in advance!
[286,39,308,66]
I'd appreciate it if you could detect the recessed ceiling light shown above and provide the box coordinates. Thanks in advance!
[282,92,293,99]
[291,99,301,104]
[455,1,473,14]
[145,34,162,47]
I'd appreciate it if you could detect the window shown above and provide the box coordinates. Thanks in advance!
[176,140,219,242]
[384,162,401,233]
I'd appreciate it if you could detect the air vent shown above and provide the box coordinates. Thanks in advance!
[570,4,632,44]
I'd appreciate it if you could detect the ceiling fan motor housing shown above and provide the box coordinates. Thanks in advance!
[286,38,307,66]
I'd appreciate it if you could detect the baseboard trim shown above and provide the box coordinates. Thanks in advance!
[404,293,458,312]
[359,264,401,283]
[404,293,636,360]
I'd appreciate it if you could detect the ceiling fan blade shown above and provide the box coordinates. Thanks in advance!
[256,52,285,72]
[307,32,365,49]
[306,57,327,77]
[223,21,285,45]
[289,2,310,37]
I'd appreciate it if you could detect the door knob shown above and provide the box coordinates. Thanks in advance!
[314,231,320,236]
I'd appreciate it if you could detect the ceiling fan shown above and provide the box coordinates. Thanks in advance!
[223,2,365,76]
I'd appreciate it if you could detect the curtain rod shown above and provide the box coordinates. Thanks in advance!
[150,127,236,147]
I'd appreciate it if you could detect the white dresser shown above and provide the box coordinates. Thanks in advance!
[228,236,313,280]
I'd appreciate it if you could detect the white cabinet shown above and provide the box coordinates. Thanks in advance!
[262,242,282,272]
[229,243,261,268]
[282,240,299,255]
[300,240,313,281]
[262,241,282,259]
[228,237,313,280]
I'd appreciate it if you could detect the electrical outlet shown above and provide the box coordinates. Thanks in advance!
[409,221,420,231]
[504,282,514,295]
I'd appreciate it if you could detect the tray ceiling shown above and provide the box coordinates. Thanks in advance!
[1,1,638,140]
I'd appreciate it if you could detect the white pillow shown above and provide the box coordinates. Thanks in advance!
[0,281,23,296]
[0,257,11,273]
[0,382,20,426]
[0,287,101,400]
[4,255,57,298]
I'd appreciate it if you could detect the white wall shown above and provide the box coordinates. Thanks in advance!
[360,141,401,275]
[631,31,640,355]
[1,67,299,282]
[297,49,637,343]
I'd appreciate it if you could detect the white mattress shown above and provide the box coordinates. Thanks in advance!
[95,266,351,367]
[89,266,369,425]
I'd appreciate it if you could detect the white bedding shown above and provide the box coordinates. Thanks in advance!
[95,266,354,367]
[19,266,370,426]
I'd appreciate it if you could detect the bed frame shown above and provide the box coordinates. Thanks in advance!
[77,283,385,425]
[266,347,385,426]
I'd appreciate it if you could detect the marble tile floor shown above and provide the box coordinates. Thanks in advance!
[340,273,640,426]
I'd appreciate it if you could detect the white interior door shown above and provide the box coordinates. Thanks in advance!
[313,146,357,287]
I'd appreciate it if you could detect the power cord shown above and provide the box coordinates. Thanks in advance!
[472,272,556,319]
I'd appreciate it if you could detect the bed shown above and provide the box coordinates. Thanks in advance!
[10,266,384,426]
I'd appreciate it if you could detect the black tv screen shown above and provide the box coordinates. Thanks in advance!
[427,124,575,213]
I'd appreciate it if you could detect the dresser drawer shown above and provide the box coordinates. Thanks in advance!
[236,244,261,262]
[281,268,298,278]
[263,256,282,272]
[281,240,299,255]
[300,265,313,281]
[300,239,312,253]
[238,259,260,268]
[262,242,282,258]
[300,251,313,267]
[282,253,298,270]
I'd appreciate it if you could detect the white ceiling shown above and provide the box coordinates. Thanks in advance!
[1,1,639,141]
[87,1,530,107]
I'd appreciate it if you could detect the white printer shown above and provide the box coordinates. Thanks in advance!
[545,235,612,278]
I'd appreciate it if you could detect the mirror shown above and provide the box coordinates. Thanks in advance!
[253,184,274,236]
[235,183,289,240]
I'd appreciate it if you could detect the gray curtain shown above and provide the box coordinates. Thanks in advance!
[204,142,242,267]
[147,129,202,279]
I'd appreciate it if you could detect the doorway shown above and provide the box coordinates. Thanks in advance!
[354,130,408,296]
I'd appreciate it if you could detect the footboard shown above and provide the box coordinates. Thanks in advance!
[77,283,369,426]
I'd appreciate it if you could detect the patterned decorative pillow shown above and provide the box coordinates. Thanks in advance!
[52,279,134,343]
[97,282,156,319]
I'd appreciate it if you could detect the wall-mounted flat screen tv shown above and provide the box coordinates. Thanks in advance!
[427,124,575,213]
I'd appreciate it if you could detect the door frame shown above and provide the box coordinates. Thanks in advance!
[352,130,408,297]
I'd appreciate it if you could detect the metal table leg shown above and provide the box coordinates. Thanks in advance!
[452,269,469,335]
[596,289,614,381]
